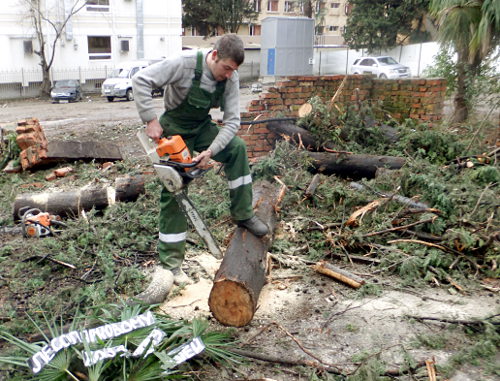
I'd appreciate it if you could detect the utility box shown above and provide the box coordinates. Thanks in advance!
[260,17,314,77]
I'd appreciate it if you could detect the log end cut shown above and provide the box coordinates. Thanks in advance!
[208,279,255,327]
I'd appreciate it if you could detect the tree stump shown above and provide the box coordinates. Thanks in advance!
[208,181,282,327]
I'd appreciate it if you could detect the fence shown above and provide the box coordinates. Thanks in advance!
[0,60,260,100]
[313,42,442,77]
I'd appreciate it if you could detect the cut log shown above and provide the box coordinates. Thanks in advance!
[313,261,366,289]
[208,181,282,327]
[307,152,405,180]
[12,175,145,220]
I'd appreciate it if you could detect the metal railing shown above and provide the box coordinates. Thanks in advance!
[0,62,260,100]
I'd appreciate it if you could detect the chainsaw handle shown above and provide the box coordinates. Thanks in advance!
[159,160,199,169]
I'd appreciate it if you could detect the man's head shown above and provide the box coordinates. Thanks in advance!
[207,34,245,81]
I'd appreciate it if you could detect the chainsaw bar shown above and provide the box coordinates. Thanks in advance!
[137,130,223,259]
[174,191,222,259]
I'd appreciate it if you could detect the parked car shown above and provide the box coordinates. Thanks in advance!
[50,80,82,103]
[351,56,411,79]
[101,59,163,102]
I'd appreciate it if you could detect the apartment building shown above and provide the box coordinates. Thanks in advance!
[0,0,182,71]
[183,0,349,46]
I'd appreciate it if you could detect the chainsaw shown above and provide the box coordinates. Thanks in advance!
[137,130,223,259]
[0,207,65,238]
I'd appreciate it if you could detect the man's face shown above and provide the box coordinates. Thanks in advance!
[210,51,239,81]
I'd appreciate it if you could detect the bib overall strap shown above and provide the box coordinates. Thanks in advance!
[194,51,203,82]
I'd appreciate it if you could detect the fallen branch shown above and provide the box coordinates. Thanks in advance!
[407,314,500,330]
[350,182,430,210]
[362,216,437,238]
[313,261,366,289]
[229,348,345,375]
[327,252,381,265]
[24,254,76,270]
[345,198,386,227]
[302,173,321,201]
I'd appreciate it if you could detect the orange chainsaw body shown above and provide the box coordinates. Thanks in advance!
[156,135,192,165]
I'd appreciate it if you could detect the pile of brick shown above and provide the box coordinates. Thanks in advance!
[16,118,48,170]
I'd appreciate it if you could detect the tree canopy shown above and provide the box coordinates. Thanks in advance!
[183,0,257,35]
[343,0,430,52]
[429,0,500,123]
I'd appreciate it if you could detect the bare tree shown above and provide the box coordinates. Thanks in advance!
[21,0,88,97]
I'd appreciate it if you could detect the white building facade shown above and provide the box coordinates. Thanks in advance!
[0,0,182,97]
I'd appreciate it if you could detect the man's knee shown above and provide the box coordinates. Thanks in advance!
[227,136,247,153]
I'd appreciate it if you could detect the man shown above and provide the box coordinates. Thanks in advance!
[131,34,268,303]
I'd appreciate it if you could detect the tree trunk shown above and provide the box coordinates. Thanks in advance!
[307,152,405,179]
[12,175,145,220]
[452,50,469,124]
[208,181,282,327]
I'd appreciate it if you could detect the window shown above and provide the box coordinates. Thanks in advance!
[315,1,325,12]
[87,0,109,12]
[120,40,129,52]
[254,0,261,12]
[360,59,376,67]
[23,40,33,55]
[267,0,278,12]
[328,25,339,32]
[250,24,261,36]
[88,36,111,60]
[284,1,294,12]
[331,2,340,8]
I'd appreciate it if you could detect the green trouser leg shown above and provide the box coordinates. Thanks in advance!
[158,119,253,270]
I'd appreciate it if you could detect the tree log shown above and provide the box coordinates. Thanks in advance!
[12,175,145,220]
[267,121,335,150]
[307,152,405,180]
[268,121,399,151]
[208,181,282,327]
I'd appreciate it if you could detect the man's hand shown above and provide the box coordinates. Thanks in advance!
[145,118,163,142]
[192,149,213,169]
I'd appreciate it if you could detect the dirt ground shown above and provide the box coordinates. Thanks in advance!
[1,92,499,380]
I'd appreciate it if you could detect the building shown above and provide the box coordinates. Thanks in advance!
[0,0,182,97]
[183,0,349,47]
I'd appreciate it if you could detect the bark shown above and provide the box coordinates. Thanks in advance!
[452,50,469,124]
[12,175,145,220]
[307,152,405,180]
[208,181,282,327]
[267,121,333,151]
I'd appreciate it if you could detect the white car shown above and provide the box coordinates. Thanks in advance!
[351,56,411,79]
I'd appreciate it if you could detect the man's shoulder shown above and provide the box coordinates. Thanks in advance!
[179,49,210,70]
[228,70,239,84]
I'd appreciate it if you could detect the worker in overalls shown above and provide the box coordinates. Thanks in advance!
[131,34,268,304]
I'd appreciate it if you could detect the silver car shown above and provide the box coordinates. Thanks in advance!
[351,56,411,79]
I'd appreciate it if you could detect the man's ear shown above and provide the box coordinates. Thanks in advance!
[211,50,219,62]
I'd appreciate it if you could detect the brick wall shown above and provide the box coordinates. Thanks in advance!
[239,75,446,158]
